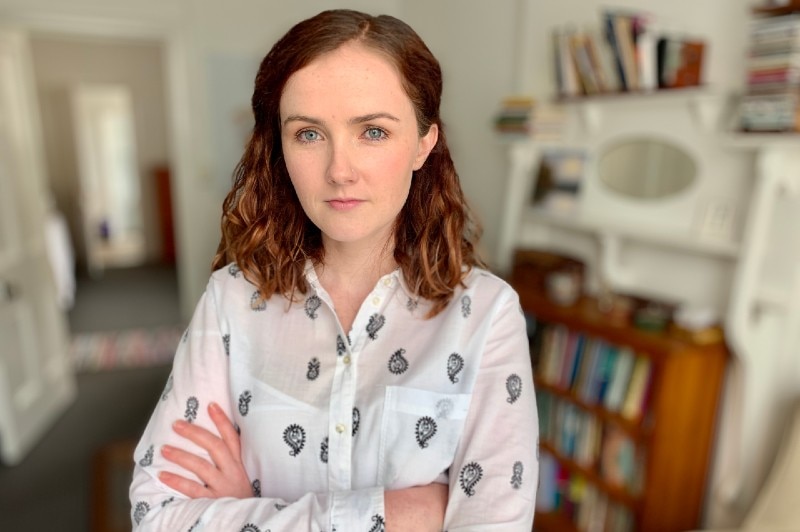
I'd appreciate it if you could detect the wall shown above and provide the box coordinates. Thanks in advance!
[29,34,169,265]
[399,0,519,263]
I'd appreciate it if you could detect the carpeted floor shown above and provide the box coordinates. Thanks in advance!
[0,263,183,532]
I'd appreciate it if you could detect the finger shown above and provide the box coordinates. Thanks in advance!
[158,470,210,499]
[208,402,241,461]
[172,420,235,472]
[161,444,219,487]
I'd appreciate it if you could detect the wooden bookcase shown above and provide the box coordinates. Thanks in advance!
[512,261,729,532]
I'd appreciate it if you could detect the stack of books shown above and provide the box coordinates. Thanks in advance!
[740,14,800,132]
[493,97,566,140]
[552,9,705,97]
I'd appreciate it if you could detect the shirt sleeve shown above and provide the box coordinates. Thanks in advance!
[443,288,539,531]
[128,277,385,532]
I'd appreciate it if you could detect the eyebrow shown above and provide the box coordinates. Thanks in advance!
[282,112,400,128]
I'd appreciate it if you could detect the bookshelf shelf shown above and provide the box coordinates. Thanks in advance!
[534,379,651,440]
[541,440,642,509]
[514,257,729,532]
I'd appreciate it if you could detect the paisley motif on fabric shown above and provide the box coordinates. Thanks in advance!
[415,416,437,448]
[435,398,454,419]
[406,298,418,311]
[511,461,523,489]
[133,501,150,525]
[336,335,347,356]
[238,390,252,416]
[307,357,321,380]
[228,263,241,277]
[283,424,306,456]
[250,291,266,311]
[184,396,199,423]
[388,348,409,375]
[368,514,386,532]
[252,479,261,497]
[222,334,231,356]
[239,525,260,532]
[352,407,360,437]
[304,294,321,319]
[366,313,385,340]
[506,373,522,404]
[459,462,483,497]
[139,445,154,467]
[447,353,464,384]
[461,295,472,318]
[320,436,329,463]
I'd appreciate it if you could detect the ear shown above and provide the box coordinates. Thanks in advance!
[412,124,439,171]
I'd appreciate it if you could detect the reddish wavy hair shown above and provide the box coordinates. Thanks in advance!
[212,9,484,317]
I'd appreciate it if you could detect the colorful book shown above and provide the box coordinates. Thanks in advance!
[622,356,653,421]
[604,347,636,412]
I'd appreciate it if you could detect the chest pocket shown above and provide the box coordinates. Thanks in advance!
[378,386,472,489]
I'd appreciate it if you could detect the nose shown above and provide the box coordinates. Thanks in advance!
[326,139,357,185]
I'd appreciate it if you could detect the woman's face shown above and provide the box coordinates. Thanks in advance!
[280,42,438,253]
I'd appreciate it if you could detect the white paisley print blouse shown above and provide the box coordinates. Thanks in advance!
[129,262,539,531]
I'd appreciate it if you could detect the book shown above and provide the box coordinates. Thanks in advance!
[600,423,636,489]
[603,11,629,90]
[594,344,620,404]
[621,356,653,421]
[535,452,559,512]
[604,347,636,412]
[613,14,640,91]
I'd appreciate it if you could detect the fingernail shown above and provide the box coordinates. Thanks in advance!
[209,402,220,413]
[173,420,187,431]
[161,445,172,456]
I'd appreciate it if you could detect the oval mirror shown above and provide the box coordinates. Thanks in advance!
[598,138,696,200]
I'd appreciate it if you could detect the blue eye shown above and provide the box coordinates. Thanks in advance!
[365,127,386,140]
[298,130,320,142]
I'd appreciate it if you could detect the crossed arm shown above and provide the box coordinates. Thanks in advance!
[159,401,448,532]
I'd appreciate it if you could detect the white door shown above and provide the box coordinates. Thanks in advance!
[0,29,76,465]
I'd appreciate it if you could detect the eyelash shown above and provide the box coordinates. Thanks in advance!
[293,126,389,144]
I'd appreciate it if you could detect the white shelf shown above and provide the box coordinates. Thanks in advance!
[720,132,800,150]
[519,208,741,259]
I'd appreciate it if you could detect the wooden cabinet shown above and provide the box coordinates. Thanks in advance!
[513,260,728,532]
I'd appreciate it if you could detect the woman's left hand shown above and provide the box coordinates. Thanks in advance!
[159,402,253,499]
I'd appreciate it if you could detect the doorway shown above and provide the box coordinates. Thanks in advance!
[28,33,181,333]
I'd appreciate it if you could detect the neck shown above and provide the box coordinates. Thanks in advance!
[317,236,397,291]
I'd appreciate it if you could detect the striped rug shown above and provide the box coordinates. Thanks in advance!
[70,326,184,372]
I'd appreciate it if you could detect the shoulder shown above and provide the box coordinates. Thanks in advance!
[443,266,522,321]
[461,266,519,303]
[207,262,265,305]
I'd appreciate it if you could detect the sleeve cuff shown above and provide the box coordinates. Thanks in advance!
[330,487,385,531]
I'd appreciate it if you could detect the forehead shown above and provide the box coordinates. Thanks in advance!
[280,42,413,117]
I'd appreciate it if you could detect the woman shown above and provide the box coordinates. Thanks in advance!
[130,9,538,531]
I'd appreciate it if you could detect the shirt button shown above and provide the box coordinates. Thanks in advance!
[343,355,351,365]
[335,423,346,434]
[383,278,392,287]
[372,297,381,306]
